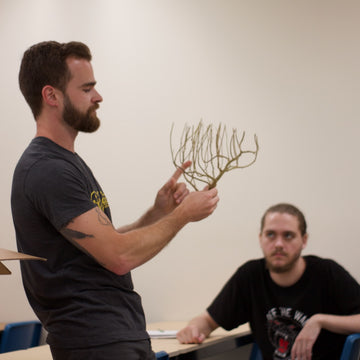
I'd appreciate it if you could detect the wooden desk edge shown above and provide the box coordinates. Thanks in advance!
[0,322,251,359]
[149,322,251,357]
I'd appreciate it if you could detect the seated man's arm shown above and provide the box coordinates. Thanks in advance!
[291,313,360,360]
[314,313,360,334]
[177,311,219,344]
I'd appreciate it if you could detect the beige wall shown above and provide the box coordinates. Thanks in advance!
[1,0,359,324]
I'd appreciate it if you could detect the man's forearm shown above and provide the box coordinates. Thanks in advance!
[69,189,218,275]
[312,313,360,334]
[189,312,219,337]
[177,311,219,344]
[116,206,160,233]
[111,207,190,274]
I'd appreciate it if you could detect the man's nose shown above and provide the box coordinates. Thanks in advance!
[93,89,103,103]
[274,236,284,248]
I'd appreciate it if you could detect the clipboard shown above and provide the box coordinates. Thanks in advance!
[0,248,46,275]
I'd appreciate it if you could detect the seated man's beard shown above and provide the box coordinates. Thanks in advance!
[63,96,100,133]
[266,251,301,273]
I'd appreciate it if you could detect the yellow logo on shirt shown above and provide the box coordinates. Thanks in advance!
[90,191,109,211]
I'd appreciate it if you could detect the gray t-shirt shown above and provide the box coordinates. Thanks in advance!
[11,137,148,349]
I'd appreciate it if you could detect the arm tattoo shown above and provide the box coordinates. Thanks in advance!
[60,228,106,266]
[61,228,94,241]
[95,207,112,226]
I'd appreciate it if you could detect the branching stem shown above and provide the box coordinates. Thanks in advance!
[170,121,259,191]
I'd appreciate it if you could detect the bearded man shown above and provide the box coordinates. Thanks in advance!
[11,41,219,360]
[177,203,360,360]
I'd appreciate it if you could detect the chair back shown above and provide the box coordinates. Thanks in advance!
[249,342,263,360]
[155,350,169,359]
[340,333,360,360]
[0,320,42,353]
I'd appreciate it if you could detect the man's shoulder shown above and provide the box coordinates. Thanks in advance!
[13,138,83,194]
[234,258,265,278]
[305,255,341,267]
[22,137,72,159]
[242,258,265,267]
[304,255,348,275]
[16,137,77,174]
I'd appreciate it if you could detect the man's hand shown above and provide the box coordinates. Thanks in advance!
[177,312,219,345]
[291,315,322,360]
[154,161,191,216]
[177,324,206,344]
[177,187,219,223]
[153,161,219,223]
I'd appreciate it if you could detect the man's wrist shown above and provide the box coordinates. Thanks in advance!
[309,313,324,328]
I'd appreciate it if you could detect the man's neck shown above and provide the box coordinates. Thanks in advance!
[269,257,306,287]
[36,115,77,153]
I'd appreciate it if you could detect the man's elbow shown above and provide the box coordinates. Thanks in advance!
[103,255,134,276]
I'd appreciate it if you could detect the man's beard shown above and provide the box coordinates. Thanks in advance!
[63,95,100,133]
[265,250,302,274]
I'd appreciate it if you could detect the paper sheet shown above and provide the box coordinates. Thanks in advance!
[147,330,178,339]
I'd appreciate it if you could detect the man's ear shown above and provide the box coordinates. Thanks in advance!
[259,232,263,249]
[302,233,308,249]
[41,85,61,107]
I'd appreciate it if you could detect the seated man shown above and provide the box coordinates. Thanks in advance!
[177,203,360,360]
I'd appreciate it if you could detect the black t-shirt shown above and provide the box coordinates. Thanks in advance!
[207,256,360,360]
[11,137,148,349]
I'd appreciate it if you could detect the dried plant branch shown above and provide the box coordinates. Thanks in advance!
[170,121,259,191]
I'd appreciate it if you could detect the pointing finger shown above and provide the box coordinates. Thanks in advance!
[171,161,191,182]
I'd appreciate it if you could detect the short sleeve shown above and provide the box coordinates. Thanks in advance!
[325,259,360,314]
[25,158,96,230]
[207,263,253,330]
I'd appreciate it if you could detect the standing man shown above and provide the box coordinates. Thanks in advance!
[177,203,360,360]
[11,41,219,360]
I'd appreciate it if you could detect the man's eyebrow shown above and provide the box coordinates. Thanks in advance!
[81,81,97,87]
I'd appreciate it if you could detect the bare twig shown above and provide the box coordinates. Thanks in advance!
[170,121,259,191]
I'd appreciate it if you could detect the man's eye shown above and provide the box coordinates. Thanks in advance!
[266,232,275,239]
[284,232,294,239]
[83,88,91,93]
